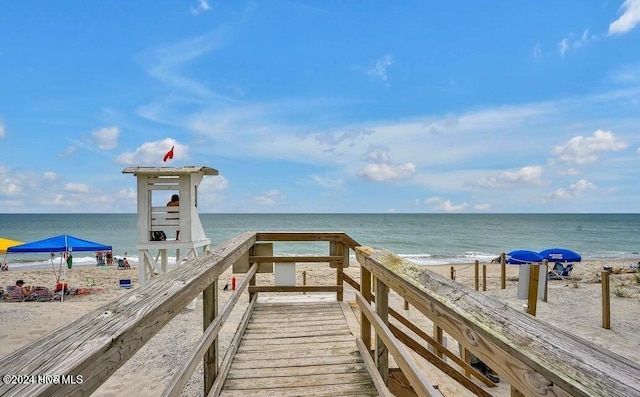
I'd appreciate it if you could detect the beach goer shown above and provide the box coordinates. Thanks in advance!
[106,251,113,266]
[16,280,32,297]
[123,257,130,269]
[167,194,180,240]
[1,262,8,271]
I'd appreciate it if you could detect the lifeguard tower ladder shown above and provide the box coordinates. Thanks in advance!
[122,166,218,284]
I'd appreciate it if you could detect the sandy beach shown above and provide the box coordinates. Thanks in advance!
[1,258,639,396]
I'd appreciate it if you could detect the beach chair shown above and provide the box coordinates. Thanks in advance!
[117,259,131,270]
[548,263,574,280]
[28,286,61,302]
[119,279,132,289]
[5,285,26,302]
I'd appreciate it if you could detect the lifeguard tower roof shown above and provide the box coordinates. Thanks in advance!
[122,166,218,176]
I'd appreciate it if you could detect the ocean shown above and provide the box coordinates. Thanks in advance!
[1,213,639,269]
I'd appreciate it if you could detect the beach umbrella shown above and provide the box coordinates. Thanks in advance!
[506,250,543,265]
[539,248,581,263]
[0,237,23,254]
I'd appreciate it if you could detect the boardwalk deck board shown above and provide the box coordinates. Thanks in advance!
[219,301,380,396]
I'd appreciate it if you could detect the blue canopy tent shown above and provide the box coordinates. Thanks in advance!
[7,235,112,255]
[538,248,582,263]
[506,250,543,265]
[7,235,112,301]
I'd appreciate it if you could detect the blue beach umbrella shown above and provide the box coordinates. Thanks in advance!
[539,248,581,263]
[506,250,543,265]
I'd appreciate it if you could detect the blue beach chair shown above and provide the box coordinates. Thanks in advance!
[547,263,574,280]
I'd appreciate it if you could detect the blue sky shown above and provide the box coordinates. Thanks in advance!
[1,1,640,213]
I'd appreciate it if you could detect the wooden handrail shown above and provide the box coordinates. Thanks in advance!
[0,231,257,397]
[342,272,494,389]
[163,262,258,397]
[355,246,640,397]
[356,292,440,397]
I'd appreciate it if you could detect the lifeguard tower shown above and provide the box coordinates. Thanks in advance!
[122,166,218,284]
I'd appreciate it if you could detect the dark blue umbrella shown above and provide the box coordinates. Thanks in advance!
[506,250,543,265]
[539,248,581,263]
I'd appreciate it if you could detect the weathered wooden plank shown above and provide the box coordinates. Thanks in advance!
[223,372,374,390]
[226,362,370,379]
[230,355,365,370]
[253,303,340,312]
[356,247,640,397]
[249,285,343,293]
[238,340,355,354]
[0,231,257,397]
[233,346,360,361]
[248,255,343,263]
[241,329,352,340]
[239,334,353,347]
[219,382,378,397]
[255,231,349,242]
[247,314,345,324]
[244,323,347,334]
[247,319,345,330]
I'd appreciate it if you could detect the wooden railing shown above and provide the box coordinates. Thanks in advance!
[1,232,639,397]
[355,246,640,397]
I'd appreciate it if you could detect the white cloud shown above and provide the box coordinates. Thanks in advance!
[357,147,416,182]
[190,0,211,15]
[367,54,393,82]
[425,197,469,212]
[558,29,598,56]
[552,129,628,164]
[546,179,597,201]
[609,0,640,35]
[92,126,120,150]
[64,182,90,194]
[0,119,5,138]
[116,138,189,166]
[253,189,283,206]
[473,166,544,189]
[357,163,416,182]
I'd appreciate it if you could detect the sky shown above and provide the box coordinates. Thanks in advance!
[1,1,640,214]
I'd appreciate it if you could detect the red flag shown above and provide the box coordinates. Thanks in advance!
[163,146,174,162]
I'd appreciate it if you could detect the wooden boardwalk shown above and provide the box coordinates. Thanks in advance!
[219,299,380,396]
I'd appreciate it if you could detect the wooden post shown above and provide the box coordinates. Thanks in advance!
[361,267,372,354]
[331,241,344,301]
[203,280,218,395]
[433,325,444,359]
[474,260,479,291]
[542,260,548,302]
[500,252,506,289]
[482,264,487,291]
[602,271,611,329]
[302,270,306,295]
[375,277,389,384]
[404,299,409,310]
[463,348,471,377]
[450,266,455,280]
[527,264,540,316]
[249,273,256,302]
